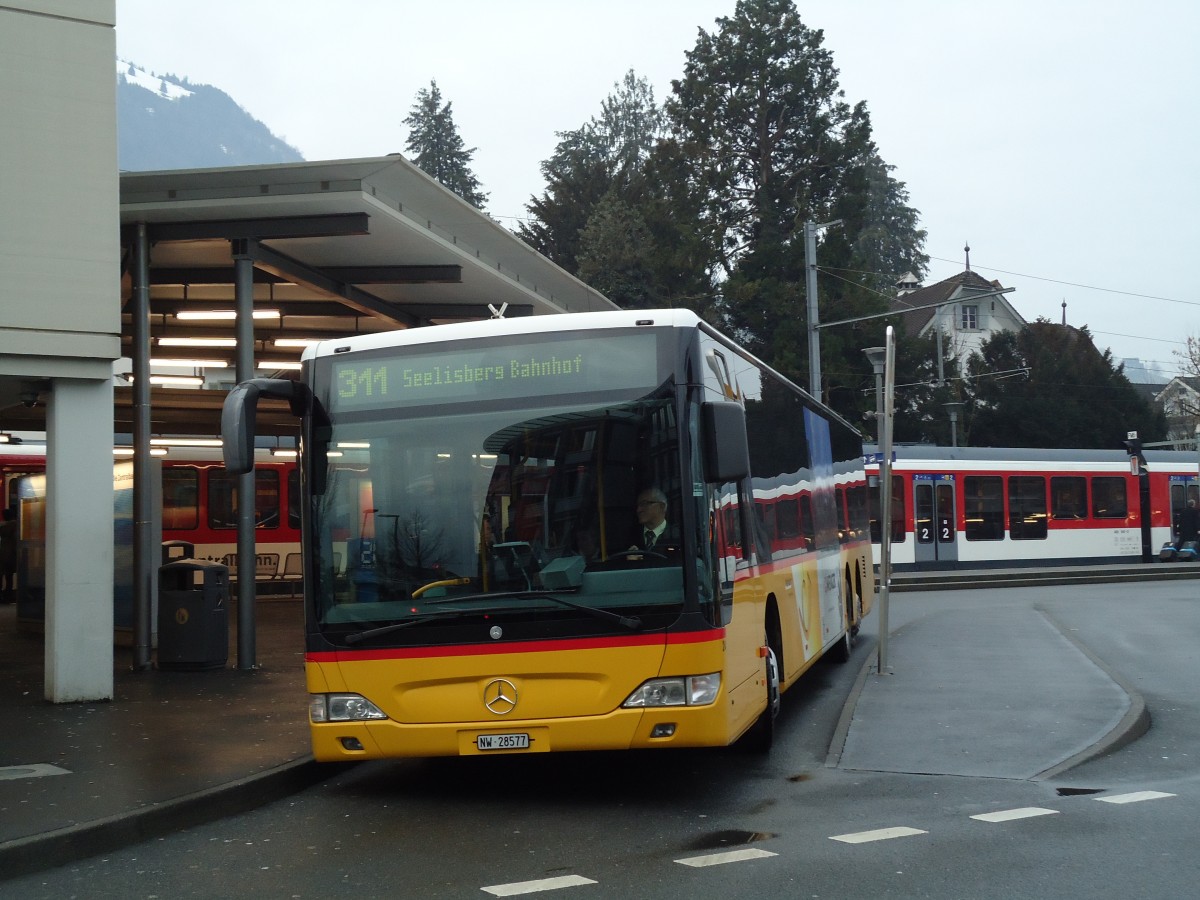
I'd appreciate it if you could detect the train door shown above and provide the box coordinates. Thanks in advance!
[1168,475,1199,542]
[913,474,958,568]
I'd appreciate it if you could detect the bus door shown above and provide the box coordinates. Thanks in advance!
[913,474,958,568]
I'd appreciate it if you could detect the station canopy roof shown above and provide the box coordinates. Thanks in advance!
[5,155,616,439]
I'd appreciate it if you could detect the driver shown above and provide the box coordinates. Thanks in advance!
[633,487,670,551]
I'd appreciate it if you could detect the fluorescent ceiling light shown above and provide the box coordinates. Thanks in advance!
[151,374,203,386]
[114,447,168,457]
[270,448,298,458]
[149,358,230,368]
[175,309,280,321]
[150,437,223,447]
[255,360,303,370]
[158,337,237,347]
[127,374,205,386]
[273,338,323,348]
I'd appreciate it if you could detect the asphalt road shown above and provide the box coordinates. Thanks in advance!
[3,580,1197,900]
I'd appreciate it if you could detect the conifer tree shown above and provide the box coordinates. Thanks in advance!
[403,80,488,208]
[963,320,1164,448]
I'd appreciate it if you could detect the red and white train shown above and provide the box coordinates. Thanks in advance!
[863,446,1199,569]
[5,441,1197,573]
[0,442,301,567]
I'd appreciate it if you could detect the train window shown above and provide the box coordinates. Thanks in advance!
[1091,477,1128,519]
[1051,476,1087,519]
[1170,481,1186,514]
[1008,476,1048,540]
[846,484,869,542]
[161,467,198,530]
[713,488,745,565]
[288,467,300,529]
[777,498,800,539]
[964,475,1004,541]
[208,468,281,530]
[868,476,905,543]
[800,493,816,549]
[936,483,955,541]
[836,487,849,544]
[914,482,934,544]
[753,500,775,562]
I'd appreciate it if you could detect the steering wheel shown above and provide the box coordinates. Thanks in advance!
[605,549,668,562]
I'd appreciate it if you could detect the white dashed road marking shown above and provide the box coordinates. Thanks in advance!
[1096,791,1176,804]
[0,763,71,781]
[970,807,1060,823]
[675,848,778,867]
[829,826,927,844]
[481,875,598,896]
[478,786,1181,892]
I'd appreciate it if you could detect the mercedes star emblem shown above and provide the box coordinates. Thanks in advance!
[483,678,518,715]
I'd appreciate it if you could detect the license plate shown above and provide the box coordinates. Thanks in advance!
[476,732,530,751]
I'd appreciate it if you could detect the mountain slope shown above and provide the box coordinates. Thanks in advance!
[117,60,303,171]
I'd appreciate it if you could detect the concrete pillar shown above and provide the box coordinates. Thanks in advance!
[44,377,116,702]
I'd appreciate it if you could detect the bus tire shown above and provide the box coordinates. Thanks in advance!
[827,570,855,664]
[740,644,780,753]
[740,618,782,753]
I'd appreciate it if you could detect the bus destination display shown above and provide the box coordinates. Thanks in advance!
[332,333,658,411]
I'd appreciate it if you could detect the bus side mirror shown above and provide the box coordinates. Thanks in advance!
[221,378,304,474]
[702,401,750,483]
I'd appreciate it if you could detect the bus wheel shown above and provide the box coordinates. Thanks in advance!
[827,573,855,664]
[740,643,780,753]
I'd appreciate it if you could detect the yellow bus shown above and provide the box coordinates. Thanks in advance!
[223,309,872,760]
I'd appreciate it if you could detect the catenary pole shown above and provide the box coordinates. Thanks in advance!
[876,326,896,675]
[804,219,842,402]
[232,240,257,669]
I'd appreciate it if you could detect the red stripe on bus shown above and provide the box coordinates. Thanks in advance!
[306,628,724,663]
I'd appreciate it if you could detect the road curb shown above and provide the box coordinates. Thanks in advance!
[1032,609,1152,781]
[824,608,1151,780]
[0,757,349,882]
[824,638,880,770]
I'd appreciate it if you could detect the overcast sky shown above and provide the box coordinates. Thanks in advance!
[114,0,1200,380]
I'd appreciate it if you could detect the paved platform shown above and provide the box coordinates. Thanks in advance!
[830,602,1147,780]
[0,599,337,880]
[0,565,1173,881]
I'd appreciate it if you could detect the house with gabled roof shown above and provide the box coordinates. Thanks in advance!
[890,268,1026,369]
[1155,375,1200,447]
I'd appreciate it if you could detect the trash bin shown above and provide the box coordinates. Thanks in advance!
[161,540,194,565]
[157,559,229,670]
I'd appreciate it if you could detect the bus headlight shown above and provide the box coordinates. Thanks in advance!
[622,673,721,708]
[310,693,388,722]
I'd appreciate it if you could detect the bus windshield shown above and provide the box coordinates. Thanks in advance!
[309,390,687,646]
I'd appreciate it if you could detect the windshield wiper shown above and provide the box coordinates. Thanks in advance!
[426,590,643,631]
[342,607,509,645]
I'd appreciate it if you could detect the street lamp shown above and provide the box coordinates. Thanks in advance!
[944,401,965,448]
[864,346,886,443]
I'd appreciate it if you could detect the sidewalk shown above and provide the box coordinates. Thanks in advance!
[0,599,337,880]
[0,568,1157,881]
[830,602,1147,780]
